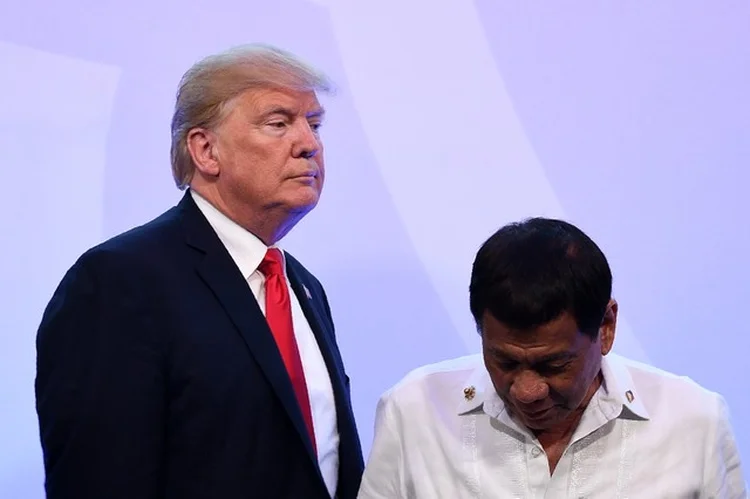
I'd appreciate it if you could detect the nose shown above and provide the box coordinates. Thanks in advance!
[509,370,549,405]
[293,121,321,160]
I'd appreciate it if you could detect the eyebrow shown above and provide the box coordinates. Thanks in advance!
[259,106,326,120]
[488,348,574,364]
[259,107,295,120]
[306,108,326,119]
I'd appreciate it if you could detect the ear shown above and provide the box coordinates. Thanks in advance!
[186,127,221,177]
[599,299,618,355]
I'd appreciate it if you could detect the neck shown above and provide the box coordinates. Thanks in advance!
[237,210,300,246]
[190,185,303,246]
[534,413,580,450]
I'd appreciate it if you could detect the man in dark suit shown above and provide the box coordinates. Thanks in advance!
[35,43,363,498]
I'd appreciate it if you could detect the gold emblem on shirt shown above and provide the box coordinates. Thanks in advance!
[463,386,476,400]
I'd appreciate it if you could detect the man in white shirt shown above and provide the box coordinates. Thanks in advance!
[358,217,746,498]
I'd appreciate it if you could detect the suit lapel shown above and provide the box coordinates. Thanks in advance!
[286,260,363,471]
[178,193,320,470]
[287,267,346,376]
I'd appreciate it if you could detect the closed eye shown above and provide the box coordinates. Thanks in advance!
[537,362,572,375]
[496,360,519,371]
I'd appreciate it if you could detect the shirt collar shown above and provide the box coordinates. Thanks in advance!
[600,352,650,420]
[456,361,493,415]
[191,189,283,279]
[455,351,650,421]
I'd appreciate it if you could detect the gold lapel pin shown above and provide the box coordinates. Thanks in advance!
[463,386,476,401]
[625,390,635,403]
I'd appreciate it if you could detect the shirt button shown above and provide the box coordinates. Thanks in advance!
[531,447,542,458]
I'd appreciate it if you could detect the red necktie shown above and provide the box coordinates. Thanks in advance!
[259,248,317,453]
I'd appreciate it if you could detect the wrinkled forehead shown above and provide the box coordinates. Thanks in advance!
[484,342,580,367]
[482,311,588,358]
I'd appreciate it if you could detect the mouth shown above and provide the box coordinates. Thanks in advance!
[289,172,318,183]
[292,171,318,178]
[520,406,555,421]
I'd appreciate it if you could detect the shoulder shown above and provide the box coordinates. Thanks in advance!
[58,205,183,293]
[612,354,746,491]
[379,354,484,413]
[91,206,181,261]
[391,354,484,389]
[620,354,719,402]
[612,353,725,423]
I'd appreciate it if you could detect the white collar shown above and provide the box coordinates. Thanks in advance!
[456,352,650,422]
[191,189,284,279]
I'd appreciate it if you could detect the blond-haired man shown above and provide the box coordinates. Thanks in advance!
[36,44,363,499]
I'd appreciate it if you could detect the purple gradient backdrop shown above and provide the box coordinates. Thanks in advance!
[1,1,747,496]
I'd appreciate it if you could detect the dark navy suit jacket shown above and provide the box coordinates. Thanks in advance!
[35,191,363,498]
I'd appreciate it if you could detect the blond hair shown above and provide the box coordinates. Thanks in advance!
[170,43,332,189]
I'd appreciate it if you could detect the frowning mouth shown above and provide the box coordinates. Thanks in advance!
[521,406,555,420]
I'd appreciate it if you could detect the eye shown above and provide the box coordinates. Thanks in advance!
[309,122,322,132]
[537,362,571,376]
[268,121,287,129]
[496,360,519,372]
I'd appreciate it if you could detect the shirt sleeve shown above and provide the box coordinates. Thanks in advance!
[357,391,407,499]
[701,394,747,498]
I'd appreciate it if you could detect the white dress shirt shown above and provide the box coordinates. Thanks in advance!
[191,190,340,497]
[358,352,746,499]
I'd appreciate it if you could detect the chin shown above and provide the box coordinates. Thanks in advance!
[518,408,562,431]
[524,419,555,432]
[286,195,319,214]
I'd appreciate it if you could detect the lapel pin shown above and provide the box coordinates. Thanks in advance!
[303,285,312,300]
[463,386,476,401]
[625,390,635,403]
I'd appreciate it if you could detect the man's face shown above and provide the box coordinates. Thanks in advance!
[481,303,616,432]
[211,87,325,218]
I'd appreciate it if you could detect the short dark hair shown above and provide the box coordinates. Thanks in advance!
[469,217,612,338]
